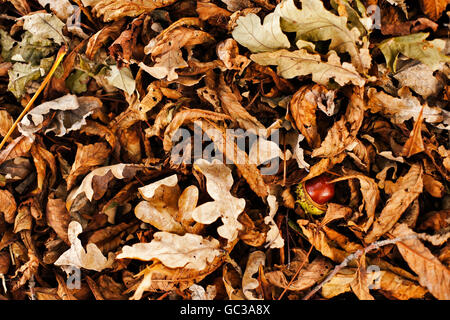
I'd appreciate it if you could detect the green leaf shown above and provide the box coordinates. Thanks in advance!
[0,29,16,60]
[105,64,136,95]
[7,62,41,98]
[378,33,450,72]
[231,12,290,53]
[275,0,371,72]
[66,70,90,94]
[251,49,365,86]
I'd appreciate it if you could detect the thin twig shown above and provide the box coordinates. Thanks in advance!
[302,234,418,300]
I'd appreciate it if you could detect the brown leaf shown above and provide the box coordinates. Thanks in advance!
[0,136,33,166]
[333,171,380,232]
[80,120,116,149]
[321,203,353,226]
[0,189,16,224]
[0,110,13,141]
[266,254,332,291]
[86,19,127,60]
[88,222,138,254]
[30,141,57,192]
[67,142,111,191]
[83,0,178,22]
[419,0,449,20]
[423,174,445,198]
[289,84,335,148]
[109,15,144,67]
[418,209,450,231]
[216,39,250,71]
[162,109,230,152]
[215,74,265,133]
[198,120,269,198]
[46,197,71,244]
[391,223,450,300]
[402,105,425,157]
[312,88,364,158]
[197,2,232,22]
[13,203,32,233]
[297,220,361,263]
[365,164,423,243]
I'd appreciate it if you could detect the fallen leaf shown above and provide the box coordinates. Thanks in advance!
[365,164,423,243]
[46,196,71,244]
[232,12,290,53]
[38,0,74,20]
[0,189,17,224]
[419,0,448,20]
[191,159,246,242]
[81,0,178,22]
[55,221,115,272]
[251,49,365,86]
[275,0,371,72]
[18,94,102,139]
[67,142,111,190]
[378,33,450,72]
[391,223,450,300]
[117,232,223,270]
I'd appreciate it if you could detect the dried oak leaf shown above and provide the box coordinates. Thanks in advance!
[66,163,143,209]
[275,0,371,72]
[366,87,450,130]
[191,159,246,242]
[232,12,290,53]
[365,164,423,243]
[392,223,450,300]
[251,49,365,86]
[80,0,178,22]
[18,94,102,139]
[135,174,184,234]
[117,232,223,270]
[54,221,114,272]
[141,26,214,81]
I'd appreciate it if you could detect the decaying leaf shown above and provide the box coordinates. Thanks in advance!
[83,0,178,21]
[66,163,143,209]
[365,164,423,243]
[117,232,223,270]
[55,221,115,272]
[392,224,450,300]
[191,159,246,242]
[18,94,102,139]
[251,49,365,86]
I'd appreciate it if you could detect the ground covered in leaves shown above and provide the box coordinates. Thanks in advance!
[0,0,449,300]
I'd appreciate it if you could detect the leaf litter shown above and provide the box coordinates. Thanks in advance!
[0,0,448,301]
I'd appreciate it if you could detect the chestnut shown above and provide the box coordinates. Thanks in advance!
[295,174,335,215]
